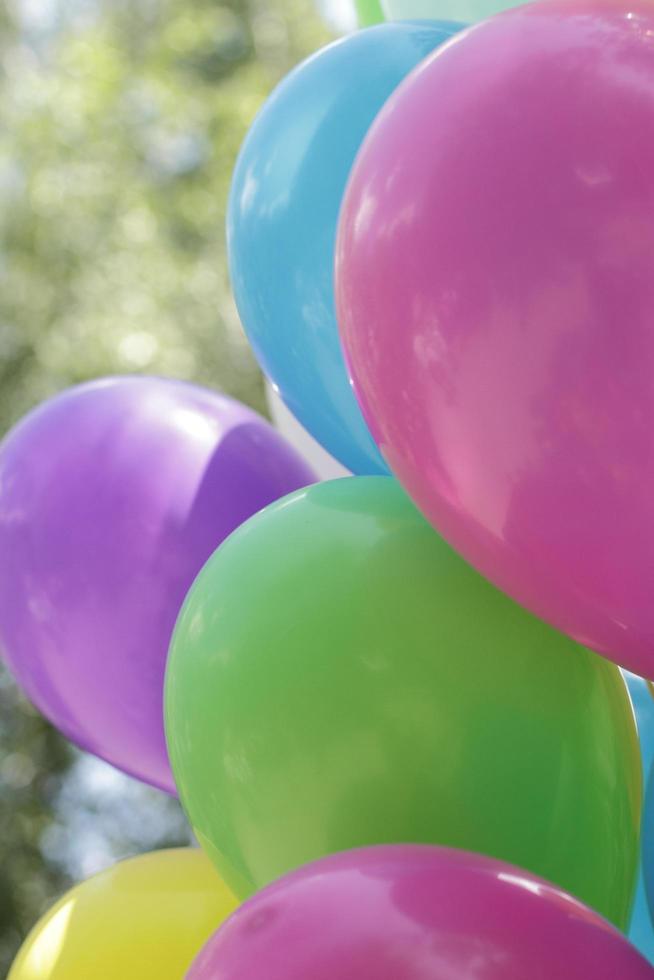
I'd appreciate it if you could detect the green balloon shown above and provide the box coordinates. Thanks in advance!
[355,0,385,26]
[165,477,640,927]
[382,0,522,20]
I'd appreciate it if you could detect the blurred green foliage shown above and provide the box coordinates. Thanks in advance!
[0,0,332,971]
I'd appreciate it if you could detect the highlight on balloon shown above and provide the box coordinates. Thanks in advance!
[2,0,654,977]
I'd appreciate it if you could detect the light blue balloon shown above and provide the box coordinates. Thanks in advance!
[625,670,654,964]
[227,21,465,474]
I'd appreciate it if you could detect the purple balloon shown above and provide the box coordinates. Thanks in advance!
[0,376,316,792]
[186,846,652,980]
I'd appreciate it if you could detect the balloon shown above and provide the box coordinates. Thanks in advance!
[265,381,350,481]
[355,0,385,25]
[640,688,654,936]
[0,377,315,793]
[165,476,640,926]
[625,672,654,963]
[227,21,465,476]
[336,0,654,678]
[643,763,654,929]
[381,0,522,23]
[185,846,652,980]
[8,848,237,980]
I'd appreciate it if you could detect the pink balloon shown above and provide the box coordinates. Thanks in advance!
[186,845,651,979]
[336,0,654,677]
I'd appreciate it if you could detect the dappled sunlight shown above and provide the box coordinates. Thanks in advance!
[0,0,334,969]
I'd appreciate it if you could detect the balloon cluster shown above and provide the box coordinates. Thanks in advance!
[5,2,654,977]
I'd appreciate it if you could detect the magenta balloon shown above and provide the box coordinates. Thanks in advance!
[336,0,654,677]
[0,377,315,792]
[186,845,652,979]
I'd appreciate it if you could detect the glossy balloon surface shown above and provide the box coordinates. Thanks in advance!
[356,0,384,25]
[266,381,350,480]
[625,672,654,963]
[0,377,315,792]
[639,684,654,935]
[8,849,237,980]
[166,477,640,925]
[381,0,525,23]
[337,0,654,677]
[186,846,652,980]
[227,21,463,475]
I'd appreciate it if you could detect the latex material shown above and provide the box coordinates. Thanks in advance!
[641,715,654,932]
[186,846,652,980]
[0,377,315,793]
[356,0,384,25]
[643,762,654,930]
[227,21,464,476]
[381,0,524,23]
[337,1,654,677]
[8,848,237,980]
[625,672,654,963]
[165,476,640,926]
[266,381,349,480]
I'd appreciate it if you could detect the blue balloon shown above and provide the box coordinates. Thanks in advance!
[625,671,654,964]
[227,21,465,474]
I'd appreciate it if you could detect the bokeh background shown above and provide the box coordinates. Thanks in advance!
[0,0,346,970]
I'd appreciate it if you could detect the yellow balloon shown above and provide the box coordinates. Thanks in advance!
[8,848,238,980]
